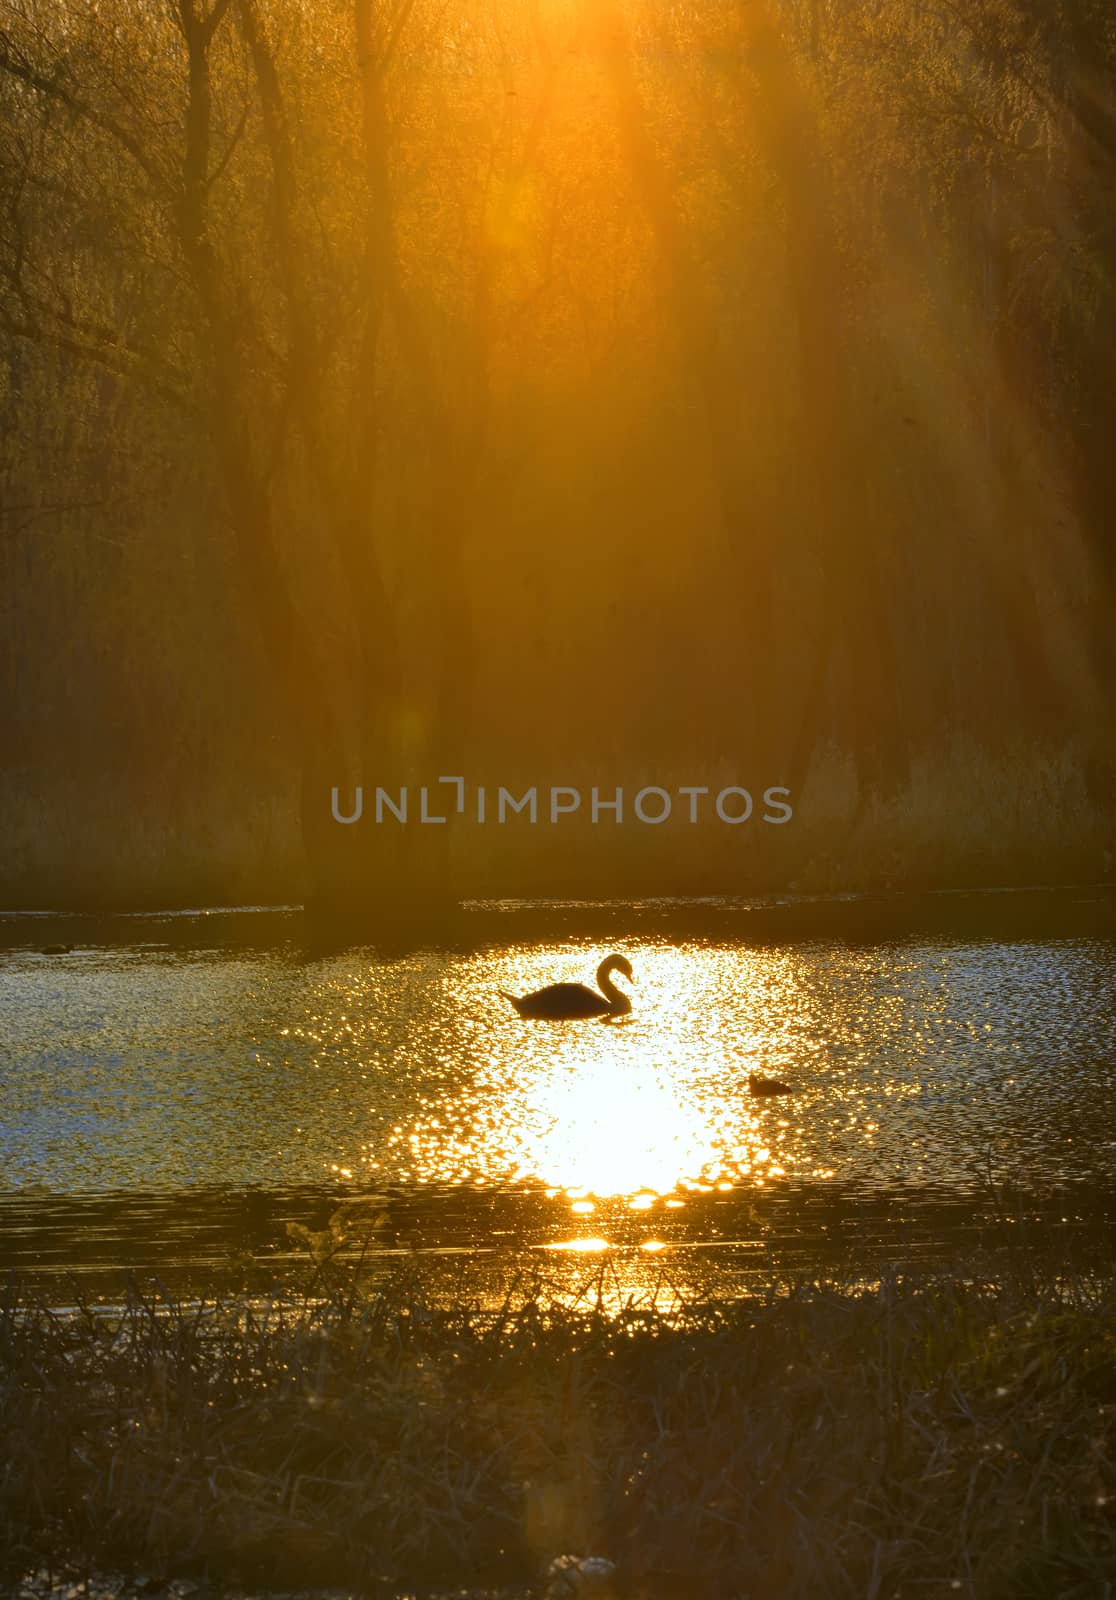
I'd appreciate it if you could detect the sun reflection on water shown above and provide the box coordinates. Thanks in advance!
[324,938,827,1210]
[6,929,1113,1220]
[516,1053,721,1199]
[4,924,1116,1308]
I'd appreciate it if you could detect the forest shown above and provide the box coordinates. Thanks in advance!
[1,0,1114,909]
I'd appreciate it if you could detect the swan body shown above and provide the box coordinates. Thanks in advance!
[502,955,634,1019]
[749,1073,794,1097]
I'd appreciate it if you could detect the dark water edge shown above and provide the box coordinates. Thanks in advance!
[4,1178,1115,1306]
[1,882,1114,957]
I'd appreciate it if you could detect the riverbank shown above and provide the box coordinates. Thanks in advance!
[1,742,1112,914]
[2,1254,1114,1600]
[3,882,1115,959]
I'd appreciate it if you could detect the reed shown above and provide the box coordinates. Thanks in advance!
[2,1248,1115,1598]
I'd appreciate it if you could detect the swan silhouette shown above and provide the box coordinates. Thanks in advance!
[501,955,634,1019]
[749,1073,794,1097]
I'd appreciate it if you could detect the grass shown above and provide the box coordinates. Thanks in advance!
[2,1247,1116,1600]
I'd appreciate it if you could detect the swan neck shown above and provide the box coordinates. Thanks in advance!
[596,960,630,1013]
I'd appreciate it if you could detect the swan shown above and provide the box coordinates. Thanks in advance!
[749,1073,794,1097]
[501,954,634,1019]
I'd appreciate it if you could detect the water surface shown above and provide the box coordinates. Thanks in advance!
[2,894,1114,1298]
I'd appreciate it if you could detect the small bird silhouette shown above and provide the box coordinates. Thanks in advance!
[749,1073,794,1097]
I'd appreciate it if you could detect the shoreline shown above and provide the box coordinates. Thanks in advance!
[1,881,1114,950]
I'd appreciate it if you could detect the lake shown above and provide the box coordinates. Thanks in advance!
[2,890,1115,1305]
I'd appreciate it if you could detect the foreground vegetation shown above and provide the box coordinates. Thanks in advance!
[2,1253,1115,1599]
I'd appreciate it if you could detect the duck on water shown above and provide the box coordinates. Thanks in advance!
[501,955,634,1019]
[748,1073,794,1096]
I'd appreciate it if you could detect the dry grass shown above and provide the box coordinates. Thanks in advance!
[0,770,305,912]
[2,1251,1116,1600]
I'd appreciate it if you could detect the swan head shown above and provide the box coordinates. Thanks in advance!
[598,954,633,984]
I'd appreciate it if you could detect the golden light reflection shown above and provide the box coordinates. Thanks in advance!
[306,938,832,1202]
[528,1063,718,1196]
[292,935,1015,1209]
[13,925,1110,1305]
